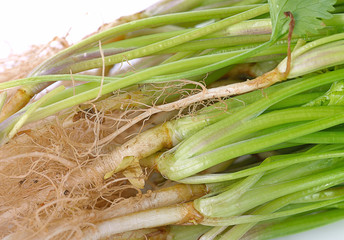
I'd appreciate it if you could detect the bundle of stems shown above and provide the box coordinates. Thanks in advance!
[2,0,344,239]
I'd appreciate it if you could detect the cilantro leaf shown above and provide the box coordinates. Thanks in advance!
[269,0,336,42]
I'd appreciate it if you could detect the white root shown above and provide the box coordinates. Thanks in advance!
[95,183,207,221]
[12,184,206,239]
[82,202,203,240]
[0,152,76,170]
[0,187,54,235]
[65,121,176,187]
[103,68,283,143]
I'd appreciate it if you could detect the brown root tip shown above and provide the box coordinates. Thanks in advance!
[0,89,33,123]
[282,11,295,79]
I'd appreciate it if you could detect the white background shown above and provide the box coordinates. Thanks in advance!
[0,0,158,58]
[1,1,343,239]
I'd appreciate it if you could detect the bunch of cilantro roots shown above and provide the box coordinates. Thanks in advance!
[2,0,344,239]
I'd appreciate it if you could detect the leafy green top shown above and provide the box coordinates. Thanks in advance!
[269,0,336,42]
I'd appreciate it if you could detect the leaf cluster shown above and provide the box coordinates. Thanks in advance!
[269,0,336,41]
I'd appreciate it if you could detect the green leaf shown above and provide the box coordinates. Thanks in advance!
[269,0,336,41]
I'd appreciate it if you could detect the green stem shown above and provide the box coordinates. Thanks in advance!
[163,113,344,180]
[190,106,344,156]
[147,40,274,83]
[142,42,287,83]
[181,150,344,184]
[277,32,344,76]
[64,5,269,74]
[195,173,264,216]
[268,92,324,110]
[256,157,344,188]
[35,4,264,75]
[174,69,344,162]
[198,226,228,240]
[221,181,344,240]
[293,186,344,203]
[0,92,6,112]
[196,165,344,222]
[287,40,344,78]
[242,209,344,240]
[204,197,344,225]
[290,130,344,144]
[19,42,279,123]
[0,74,120,90]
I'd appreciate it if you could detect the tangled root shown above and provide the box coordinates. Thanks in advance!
[0,79,193,239]
[0,102,153,238]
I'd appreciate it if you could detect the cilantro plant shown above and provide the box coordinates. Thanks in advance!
[1,0,344,239]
